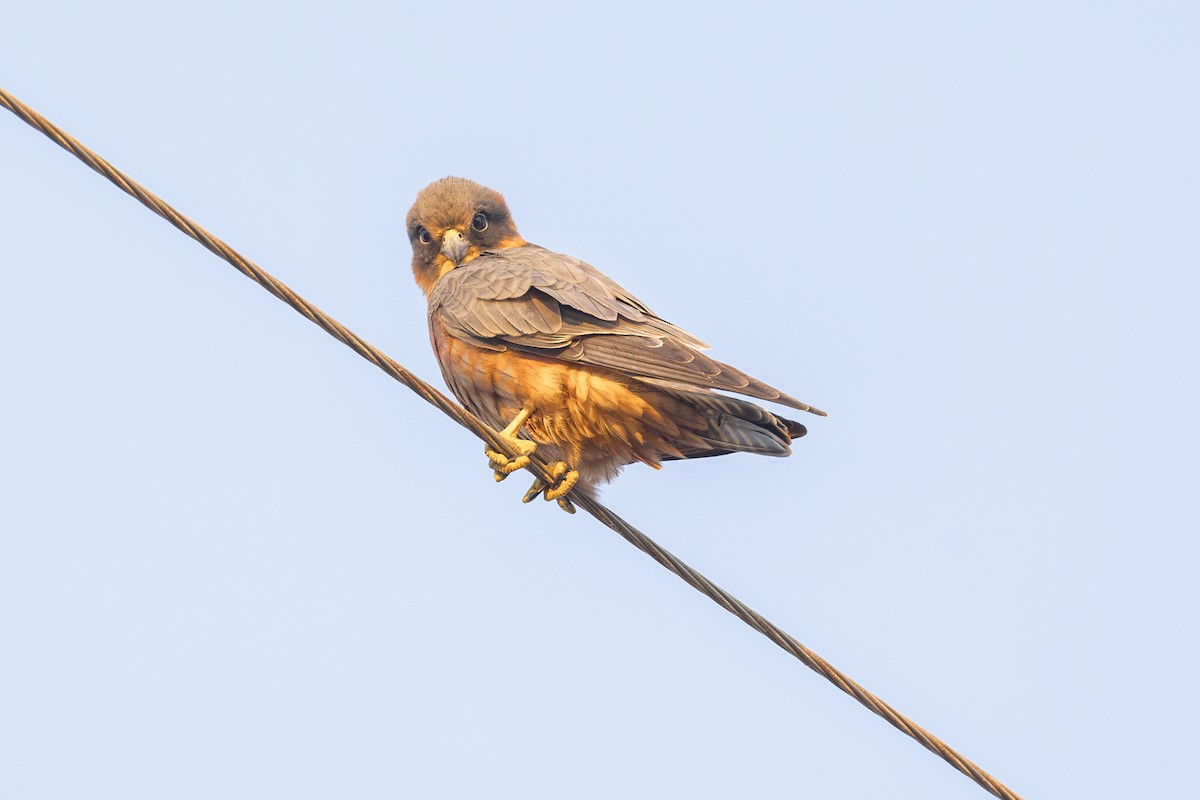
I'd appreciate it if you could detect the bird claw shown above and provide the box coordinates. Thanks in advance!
[486,438,536,482]
[482,411,577,513]
[522,461,579,514]
[487,450,530,480]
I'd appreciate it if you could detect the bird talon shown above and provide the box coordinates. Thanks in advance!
[485,411,538,482]
[520,462,579,511]
[521,480,545,504]
[487,449,530,480]
[543,463,579,501]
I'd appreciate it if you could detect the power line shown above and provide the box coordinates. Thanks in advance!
[0,86,1023,800]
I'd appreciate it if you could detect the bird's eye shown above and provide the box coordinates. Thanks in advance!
[417,227,432,244]
[471,213,488,232]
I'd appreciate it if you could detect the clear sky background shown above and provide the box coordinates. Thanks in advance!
[2,3,1197,799]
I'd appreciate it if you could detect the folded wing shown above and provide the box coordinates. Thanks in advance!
[429,245,824,419]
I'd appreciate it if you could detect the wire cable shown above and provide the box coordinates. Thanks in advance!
[0,86,1022,800]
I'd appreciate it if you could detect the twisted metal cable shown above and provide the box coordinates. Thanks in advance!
[0,86,1022,800]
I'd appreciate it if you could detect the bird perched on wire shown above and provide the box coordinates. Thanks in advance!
[407,177,824,512]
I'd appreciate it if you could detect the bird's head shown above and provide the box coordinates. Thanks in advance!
[407,177,526,295]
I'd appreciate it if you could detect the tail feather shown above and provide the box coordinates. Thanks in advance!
[648,384,807,462]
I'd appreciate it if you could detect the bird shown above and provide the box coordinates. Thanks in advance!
[407,177,824,512]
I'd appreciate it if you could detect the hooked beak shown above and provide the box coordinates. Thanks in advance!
[441,229,469,266]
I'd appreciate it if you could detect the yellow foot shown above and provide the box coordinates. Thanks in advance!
[486,437,536,482]
[486,408,537,482]
[522,461,580,514]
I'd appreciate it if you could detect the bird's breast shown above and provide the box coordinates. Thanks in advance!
[429,321,680,469]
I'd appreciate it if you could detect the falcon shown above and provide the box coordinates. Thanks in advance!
[407,177,824,512]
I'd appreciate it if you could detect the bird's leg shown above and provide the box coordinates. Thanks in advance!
[484,408,578,513]
[522,461,580,514]
[486,408,536,480]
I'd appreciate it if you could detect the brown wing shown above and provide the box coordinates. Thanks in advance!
[427,245,824,416]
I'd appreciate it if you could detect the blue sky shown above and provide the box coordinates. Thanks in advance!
[2,3,1197,798]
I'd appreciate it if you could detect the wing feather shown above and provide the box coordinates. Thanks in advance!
[428,245,822,415]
